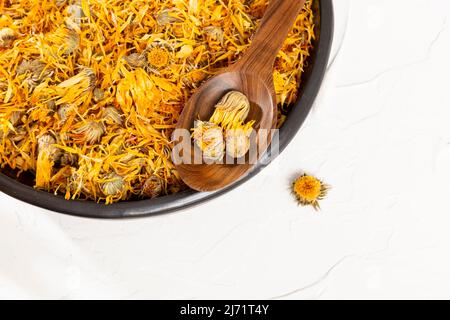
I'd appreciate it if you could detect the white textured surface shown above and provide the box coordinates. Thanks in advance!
[2,0,450,299]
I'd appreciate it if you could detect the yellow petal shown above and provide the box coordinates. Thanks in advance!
[176,45,193,59]
[81,0,91,20]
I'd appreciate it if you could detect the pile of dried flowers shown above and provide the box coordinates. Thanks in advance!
[0,0,315,203]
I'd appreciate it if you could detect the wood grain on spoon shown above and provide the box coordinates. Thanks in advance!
[174,0,307,192]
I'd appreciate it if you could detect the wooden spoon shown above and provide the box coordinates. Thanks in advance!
[174,0,307,192]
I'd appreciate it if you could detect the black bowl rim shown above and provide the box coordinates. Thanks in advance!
[0,0,334,219]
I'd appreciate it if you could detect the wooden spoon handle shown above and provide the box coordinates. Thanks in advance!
[237,0,307,78]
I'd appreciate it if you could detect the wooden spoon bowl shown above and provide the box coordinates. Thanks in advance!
[174,71,276,191]
[174,0,307,192]
[181,71,276,132]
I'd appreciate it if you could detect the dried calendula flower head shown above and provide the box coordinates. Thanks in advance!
[204,26,224,44]
[9,125,27,142]
[292,174,330,211]
[66,4,85,23]
[93,88,105,102]
[225,125,253,159]
[123,52,147,69]
[17,60,54,88]
[102,172,125,196]
[142,175,163,198]
[38,134,61,159]
[57,103,74,122]
[209,91,251,129]
[59,152,78,167]
[146,43,171,69]
[36,134,62,189]
[9,111,23,127]
[47,100,57,112]
[0,28,16,48]
[57,68,96,95]
[102,106,123,125]
[54,68,96,106]
[74,120,105,144]
[37,134,53,148]
[47,27,80,55]
[16,60,40,76]
[192,120,225,162]
[156,8,182,25]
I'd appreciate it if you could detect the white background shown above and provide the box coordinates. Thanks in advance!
[2,0,450,299]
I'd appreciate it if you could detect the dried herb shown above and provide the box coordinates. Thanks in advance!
[0,0,314,203]
[292,174,329,210]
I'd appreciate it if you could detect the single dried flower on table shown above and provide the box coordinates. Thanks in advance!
[292,174,329,210]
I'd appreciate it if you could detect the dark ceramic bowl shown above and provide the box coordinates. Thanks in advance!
[0,0,334,218]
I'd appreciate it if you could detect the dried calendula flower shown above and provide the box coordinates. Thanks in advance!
[58,68,96,92]
[9,125,27,142]
[57,103,74,122]
[146,43,171,69]
[156,8,182,25]
[0,28,16,48]
[59,152,78,167]
[38,134,62,161]
[101,172,125,196]
[17,60,54,87]
[36,134,61,189]
[210,91,251,130]
[16,60,35,76]
[123,52,147,68]
[9,111,23,127]
[292,174,330,211]
[66,4,85,25]
[193,91,255,161]
[205,91,255,159]
[192,120,225,162]
[47,100,56,111]
[47,27,80,55]
[204,26,224,45]
[73,120,105,144]
[142,175,163,198]
[93,88,105,102]
[225,125,253,159]
[54,68,96,106]
[102,106,123,125]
